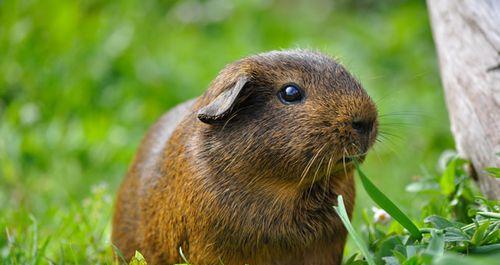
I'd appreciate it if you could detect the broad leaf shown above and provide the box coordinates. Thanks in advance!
[424,215,463,229]
[443,227,471,243]
[425,230,444,257]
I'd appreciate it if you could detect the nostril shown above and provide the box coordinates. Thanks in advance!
[352,119,373,135]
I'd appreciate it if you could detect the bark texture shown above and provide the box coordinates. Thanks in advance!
[427,0,500,199]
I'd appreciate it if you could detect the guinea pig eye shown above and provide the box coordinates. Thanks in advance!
[278,84,304,104]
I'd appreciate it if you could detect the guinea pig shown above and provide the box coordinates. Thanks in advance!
[112,49,378,265]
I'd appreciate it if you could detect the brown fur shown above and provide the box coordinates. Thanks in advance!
[112,50,378,265]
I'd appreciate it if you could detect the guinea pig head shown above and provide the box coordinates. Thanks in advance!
[194,50,378,184]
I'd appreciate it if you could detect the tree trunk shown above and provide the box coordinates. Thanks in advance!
[427,0,500,199]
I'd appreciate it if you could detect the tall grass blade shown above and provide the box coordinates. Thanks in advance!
[333,195,376,265]
[477,212,500,219]
[354,162,422,240]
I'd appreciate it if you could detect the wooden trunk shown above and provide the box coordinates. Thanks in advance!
[427,0,500,199]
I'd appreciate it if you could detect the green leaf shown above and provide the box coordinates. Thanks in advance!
[374,236,404,264]
[477,211,500,219]
[434,253,500,265]
[471,221,490,246]
[440,158,456,195]
[382,256,400,265]
[343,253,359,265]
[346,261,368,265]
[424,215,463,229]
[485,167,500,178]
[402,256,420,265]
[405,245,421,259]
[443,227,471,243]
[392,250,407,263]
[344,253,368,265]
[129,251,148,265]
[333,195,376,265]
[34,236,51,265]
[474,197,500,211]
[425,229,444,257]
[355,163,422,240]
[469,243,500,254]
[405,179,440,193]
[483,226,500,244]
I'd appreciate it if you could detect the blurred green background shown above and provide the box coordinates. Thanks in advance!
[0,0,454,263]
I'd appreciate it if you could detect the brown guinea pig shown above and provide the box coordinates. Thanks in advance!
[112,50,378,265]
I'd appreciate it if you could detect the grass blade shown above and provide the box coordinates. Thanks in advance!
[485,167,500,178]
[477,212,500,219]
[355,162,422,240]
[333,195,376,265]
[471,221,490,246]
[440,159,456,195]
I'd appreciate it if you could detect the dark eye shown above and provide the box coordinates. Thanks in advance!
[278,84,304,104]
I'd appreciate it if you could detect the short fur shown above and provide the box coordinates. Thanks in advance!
[112,50,378,265]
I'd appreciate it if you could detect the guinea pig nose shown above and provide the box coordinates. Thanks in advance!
[351,118,374,135]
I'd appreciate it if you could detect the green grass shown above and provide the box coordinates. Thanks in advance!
[335,195,377,265]
[0,0,457,263]
[355,161,422,240]
[337,158,500,265]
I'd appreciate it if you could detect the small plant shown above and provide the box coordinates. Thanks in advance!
[1,183,115,264]
[337,154,500,265]
[129,251,147,265]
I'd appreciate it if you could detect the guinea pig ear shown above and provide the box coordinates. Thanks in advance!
[197,75,249,124]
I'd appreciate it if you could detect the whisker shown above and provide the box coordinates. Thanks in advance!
[370,144,384,163]
[371,71,433,104]
[298,154,316,187]
[350,143,364,156]
[378,131,404,141]
[322,155,334,199]
[308,155,326,199]
[378,122,419,128]
[378,111,426,118]
[298,144,327,187]
[326,155,334,179]
[342,148,350,178]
[372,137,401,158]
